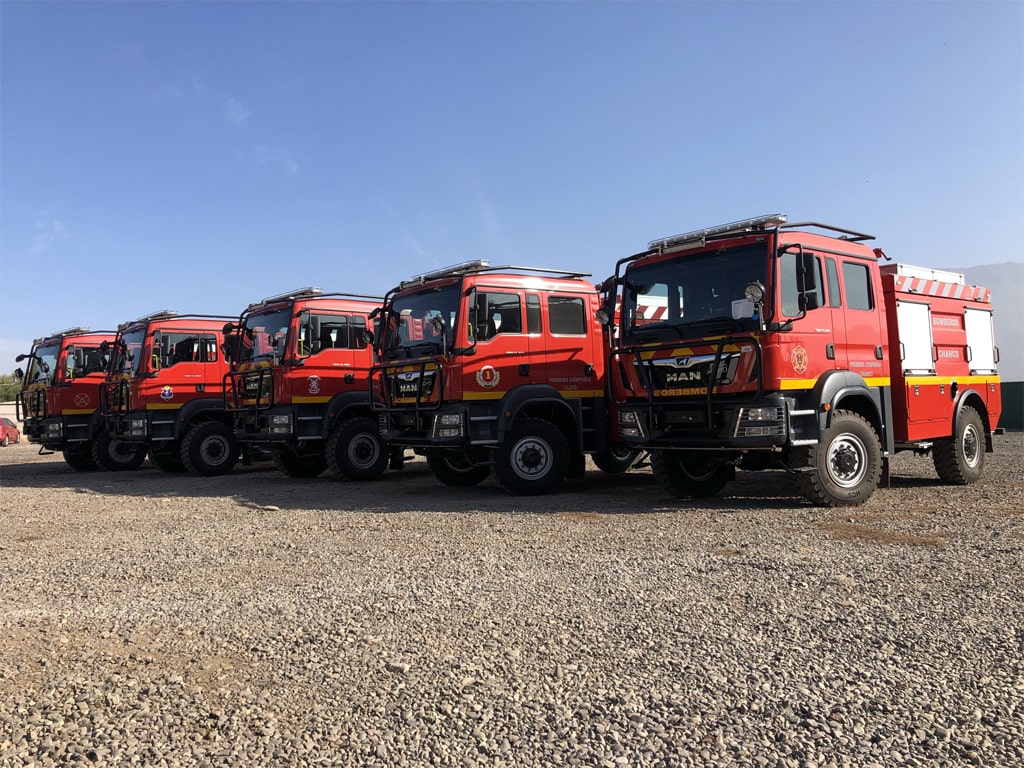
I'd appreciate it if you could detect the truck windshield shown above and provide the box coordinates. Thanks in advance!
[621,243,768,343]
[112,329,145,377]
[240,308,292,364]
[25,342,60,384]
[383,283,460,359]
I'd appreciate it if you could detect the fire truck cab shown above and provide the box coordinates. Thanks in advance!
[222,288,387,479]
[372,261,639,495]
[100,311,239,475]
[604,214,1001,506]
[14,327,117,470]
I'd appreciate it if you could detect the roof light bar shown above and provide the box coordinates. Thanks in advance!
[400,260,490,289]
[41,326,91,341]
[649,214,788,251]
[260,286,323,305]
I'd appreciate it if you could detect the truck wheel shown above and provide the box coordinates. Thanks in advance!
[326,417,388,480]
[62,445,98,471]
[150,444,187,473]
[592,446,641,474]
[182,422,239,476]
[495,417,569,496]
[932,406,985,485]
[651,451,731,498]
[427,452,491,487]
[91,433,147,471]
[798,410,881,507]
[273,447,327,478]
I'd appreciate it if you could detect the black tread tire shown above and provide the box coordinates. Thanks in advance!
[150,445,187,473]
[592,446,641,474]
[494,417,569,496]
[91,433,147,471]
[426,452,491,487]
[650,451,731,498]
[932,406,985,485]
[1,435,7,447]
[273,447,328,478]
[182,422,239,476]
[62,445,98,471]
[797,409,881,507]
[326,417,388,480]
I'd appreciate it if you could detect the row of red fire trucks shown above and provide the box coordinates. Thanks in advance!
[14,214,1002,506]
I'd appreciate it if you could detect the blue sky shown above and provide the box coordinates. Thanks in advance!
[1,1,1021,373]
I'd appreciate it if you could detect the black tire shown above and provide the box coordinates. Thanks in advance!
[273,447,328,478]
[182,422,239,476]
[1,435,7,447]
[592,446,641,474]
[91,433,147,471]
[326,417,388,480]
[933,406,985,485]
[796,409,881,507]
[150,444,187,473]
[62,444,98,471]
[650,451,731,498]
[426,452,491,487]
[494,417,569,496]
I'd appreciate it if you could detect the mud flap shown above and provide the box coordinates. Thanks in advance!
[881,455,891,487]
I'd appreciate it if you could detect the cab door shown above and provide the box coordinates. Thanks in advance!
[465,288,529,401]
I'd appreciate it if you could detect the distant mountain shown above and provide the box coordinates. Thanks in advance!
[942,262,1023,382]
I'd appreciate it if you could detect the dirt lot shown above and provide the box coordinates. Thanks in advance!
[1,436,1022,767]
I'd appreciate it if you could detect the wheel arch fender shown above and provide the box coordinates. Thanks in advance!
[811,370,886,445]
[497,385,581,455]
[174,398,233,438]
[324,391,375,437]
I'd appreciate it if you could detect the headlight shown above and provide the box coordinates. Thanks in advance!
[432,412,463,438]
[617,410,643,438]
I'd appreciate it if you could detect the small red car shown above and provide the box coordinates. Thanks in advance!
[1,417,21,446]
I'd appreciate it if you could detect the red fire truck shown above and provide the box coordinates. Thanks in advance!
[14,327,118,470]
[100,311,239,475]
[371,261,639,495]
[603,214,1001,506]
[222,288,389,479]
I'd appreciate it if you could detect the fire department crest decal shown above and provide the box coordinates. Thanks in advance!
[476,365,500,388]
[160,385,174,401]
[74,393,90,407]
[791,345,809,375]
[307,375,321,394]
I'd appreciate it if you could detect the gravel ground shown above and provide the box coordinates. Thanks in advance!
[1,435,1021,768]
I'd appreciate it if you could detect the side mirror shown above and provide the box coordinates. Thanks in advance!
[15,354,26,362]
[797,251,820,312]
[222,322,236,336]
[99,340,110,353]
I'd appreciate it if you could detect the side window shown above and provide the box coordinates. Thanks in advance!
[155,333,218,368]
[780,251,824,316]
[549,296,586,335]
[842,262,873,310]
[825,257,842,307]
[526,294,541,334]
[303,314,370,355]
[475,292,522,342]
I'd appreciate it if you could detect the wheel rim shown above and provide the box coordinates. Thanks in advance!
[201,435,231,466]
[680,460,716,481]
[825,433,868,488]
[347,433,381,470]
[961,422,982,468]
[509,436,552,481]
